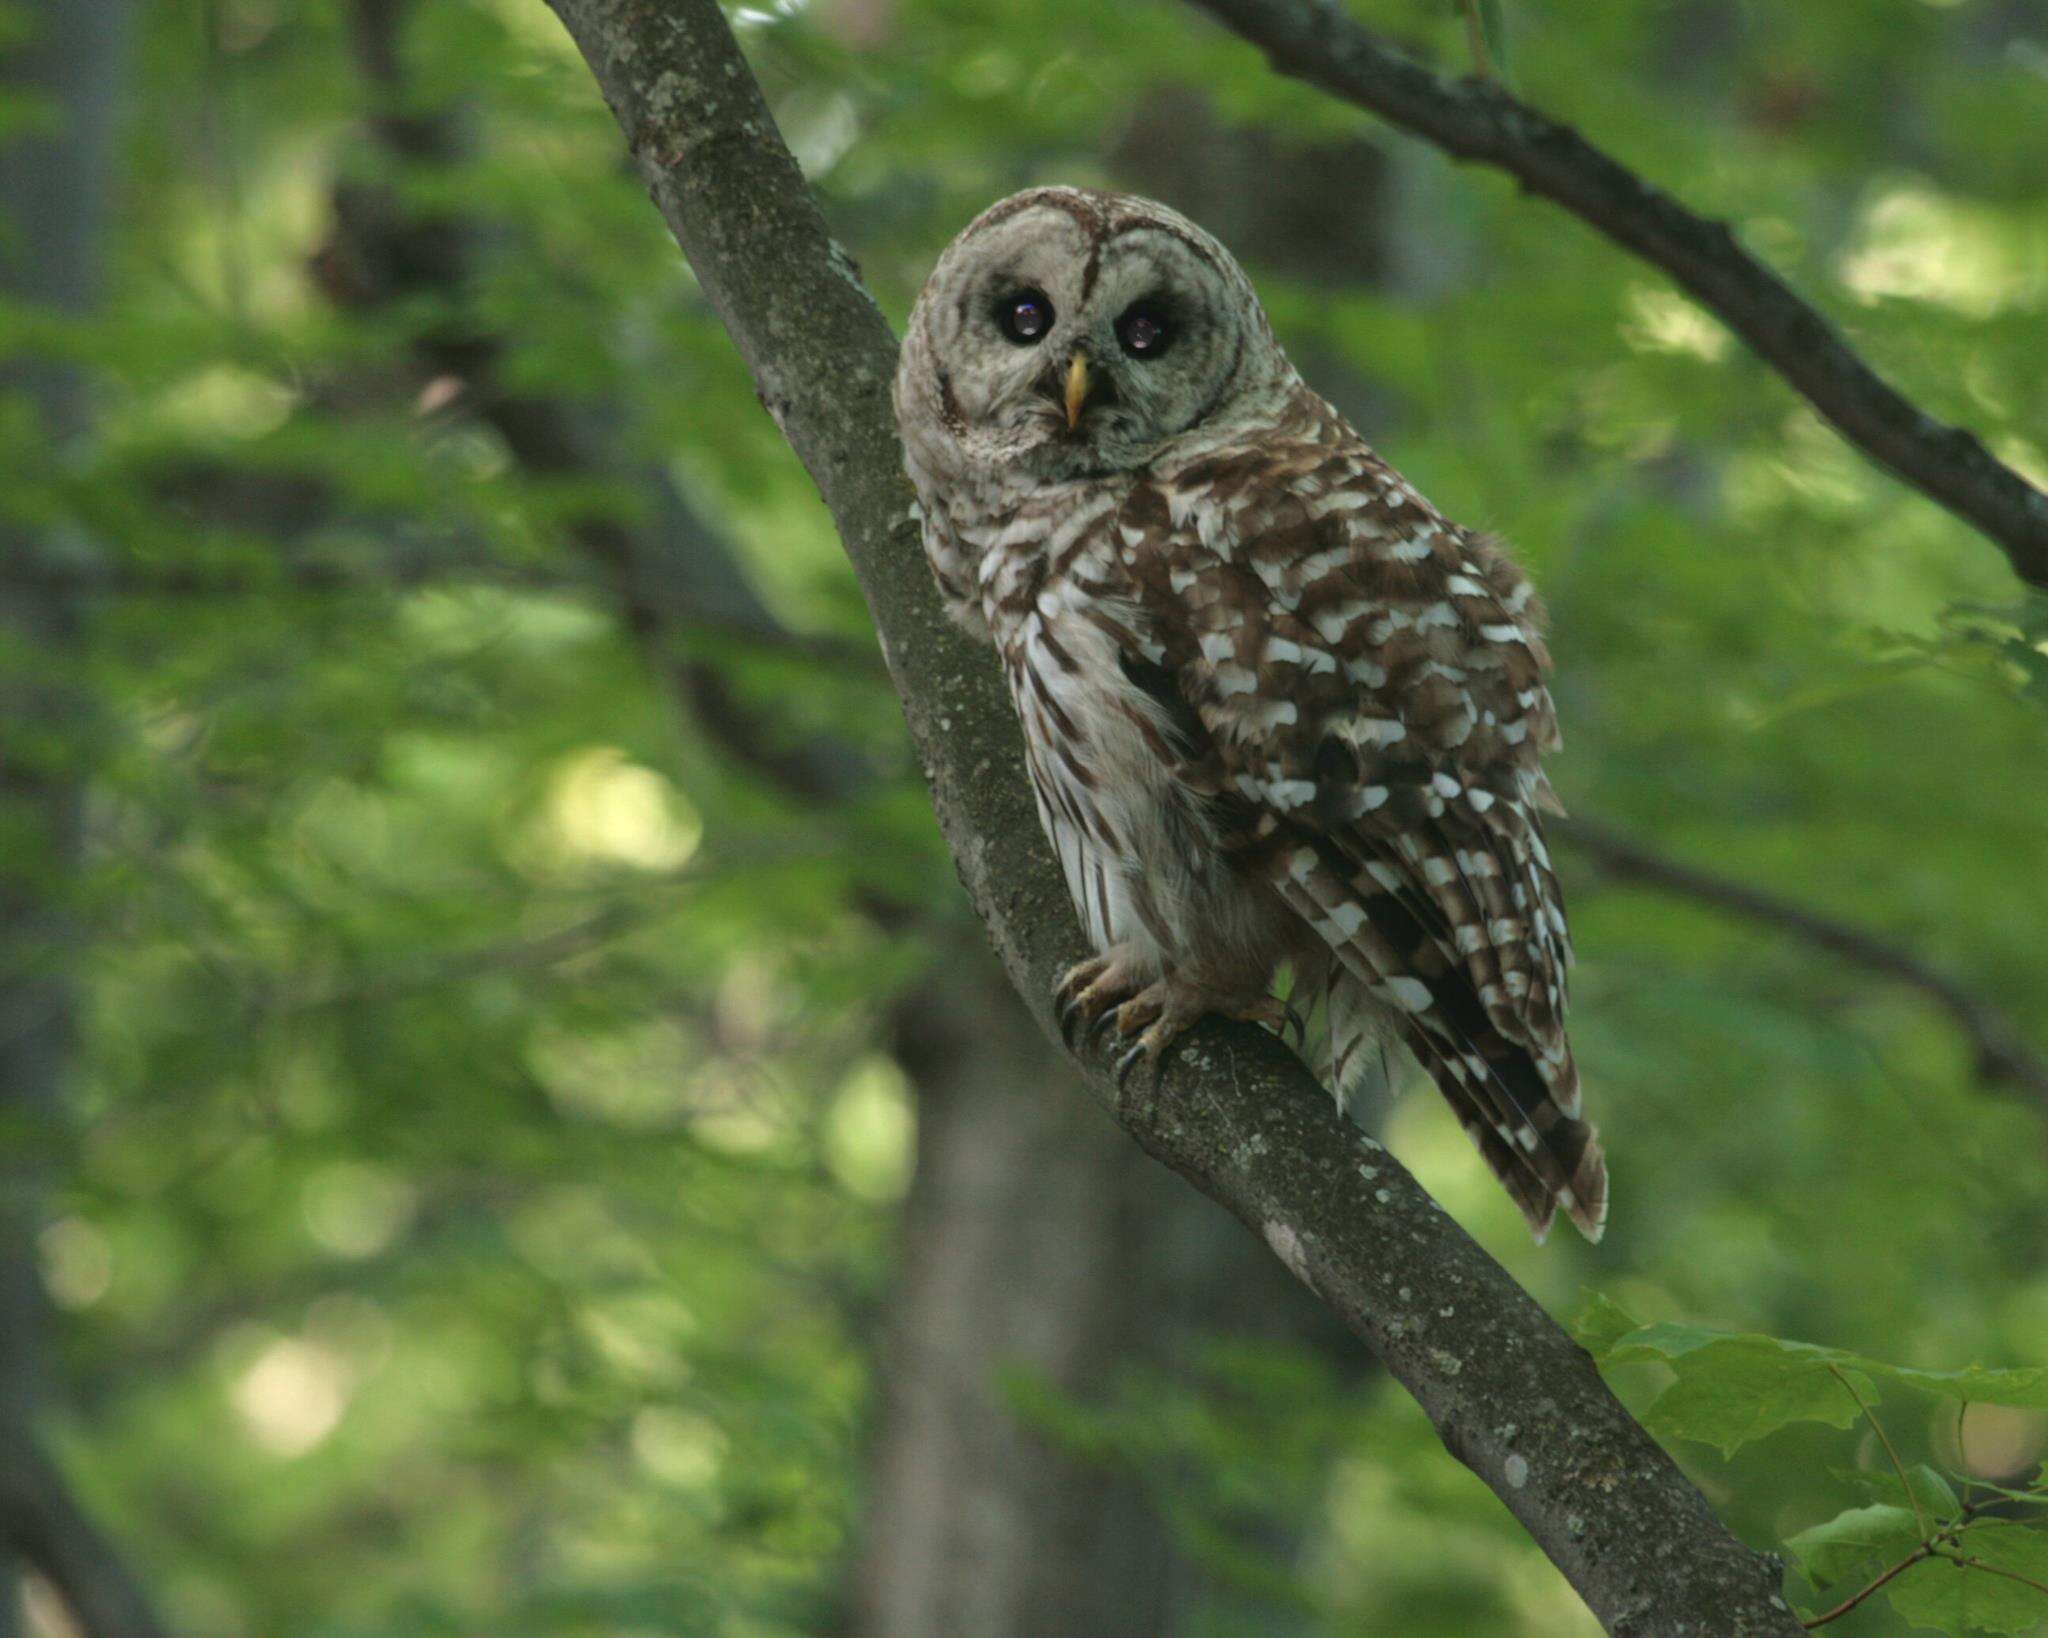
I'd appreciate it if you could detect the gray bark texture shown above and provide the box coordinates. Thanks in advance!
[1184,0,2048,591]
[537,0,1802,1631]
[860,980,1194,1638]
[864,968,1345,1638]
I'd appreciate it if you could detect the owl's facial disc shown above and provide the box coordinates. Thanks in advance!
[901,190,1275,485]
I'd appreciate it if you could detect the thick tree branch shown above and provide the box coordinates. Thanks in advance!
[1558,818,2048,1106]
[0,1423,170,1638]
[537,2,1799,1630]
[1183,0,2048,591]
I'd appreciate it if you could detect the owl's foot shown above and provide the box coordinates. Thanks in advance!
[1226,993,1307,1049]
[1056,956,1296,1087]
[1105,989,1303,1085]
[1099,981,1210,1089]
[1055,947,1149,1046]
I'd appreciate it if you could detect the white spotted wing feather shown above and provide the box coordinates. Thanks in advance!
[1121,402,1607,1241]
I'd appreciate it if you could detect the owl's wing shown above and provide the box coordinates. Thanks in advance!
[1117,432,1606,1242]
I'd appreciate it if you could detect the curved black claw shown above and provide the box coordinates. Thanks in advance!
[1282,1001,1308,1049]
[1056,990,1087,1046]
[1056,953,1152,1052]
[1054,960,1105,1046]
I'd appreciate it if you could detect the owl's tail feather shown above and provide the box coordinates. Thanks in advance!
[1324,969,1606,1243]
[1406,1023,1607,1244]
[1325,969,1383,1118]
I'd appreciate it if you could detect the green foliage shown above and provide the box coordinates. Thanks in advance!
[1583,1295,2048,1454]
[2,0,2045,1633]
[1789,1504,1926,1590]
[1461,0,1511,81]
[1585,1299,2048,1630]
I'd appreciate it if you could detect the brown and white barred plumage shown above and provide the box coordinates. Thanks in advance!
[895,187,1606,1241]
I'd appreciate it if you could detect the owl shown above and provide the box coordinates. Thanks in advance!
[893,187,1606,1242]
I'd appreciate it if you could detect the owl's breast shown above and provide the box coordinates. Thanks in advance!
[1002,559,1275,963]
[1003,589,1176,849]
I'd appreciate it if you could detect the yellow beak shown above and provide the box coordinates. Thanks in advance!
[1063,354,1091,431]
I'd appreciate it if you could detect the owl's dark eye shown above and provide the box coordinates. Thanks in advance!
[995,288,1054,345]
[1116,303,1173,359]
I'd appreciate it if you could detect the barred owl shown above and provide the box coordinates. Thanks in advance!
[893,187,1606,1242]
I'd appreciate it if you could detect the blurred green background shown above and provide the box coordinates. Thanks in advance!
[2,0,2046,1633]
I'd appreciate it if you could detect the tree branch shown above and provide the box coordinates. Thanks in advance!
[536,1,1800,1629]
[0,1421,169,1638]
[1558,817,2048,1106]
[1182,0,2048,591]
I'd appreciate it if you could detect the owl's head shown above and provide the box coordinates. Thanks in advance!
[895,188,1293,490]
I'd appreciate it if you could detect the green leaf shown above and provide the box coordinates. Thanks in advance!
[1585,1303,2048,1454]
[1872,1362,2048,1409]
[1602,1323,1873,1455]
[1457,0,1511,79]
[1474,0,1510,76]
[1887,1521,2048,1635]
[1786,1503,1921,1587]
[1573,1292,1640,1358]
[1908,1464,1964,1525]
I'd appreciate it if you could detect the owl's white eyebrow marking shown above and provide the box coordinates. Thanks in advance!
[1102,216,1226,272]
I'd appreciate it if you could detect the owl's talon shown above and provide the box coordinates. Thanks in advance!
[1109,991,1163,1038]
[1054,948,1150,1048]
[1114,1026,1188,1092]
[1112,1028,1176,1090]
[1104,991,1198,1090]
[1057,962,1210,1086]
[1055,985,1091,1045]
[1084,1006,1124,1051]
[1225,993,1305,1048]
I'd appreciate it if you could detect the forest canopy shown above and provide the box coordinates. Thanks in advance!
[3,1,2047,1634]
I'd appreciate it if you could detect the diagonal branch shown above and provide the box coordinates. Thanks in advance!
[1558,818,2048,1106]
[1182,0,2048,591]
[536,1,1799,1629]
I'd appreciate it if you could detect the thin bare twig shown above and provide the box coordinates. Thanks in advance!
[1800,1543,1933,1629]
[1935,1548,2048,1601]
[1183,0,2048,590]
[1831,1364,1925,1537]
